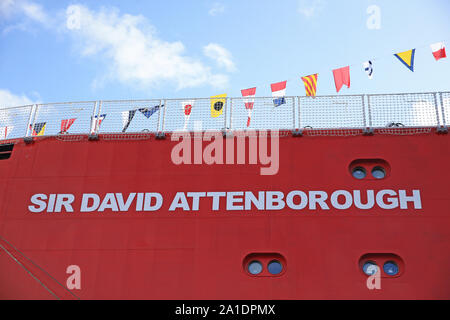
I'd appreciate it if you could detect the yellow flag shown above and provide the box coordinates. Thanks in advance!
[210,94,227,118]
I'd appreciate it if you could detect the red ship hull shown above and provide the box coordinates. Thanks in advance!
[0,129,449,299]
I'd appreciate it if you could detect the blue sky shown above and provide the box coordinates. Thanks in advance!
[0,0,449,106]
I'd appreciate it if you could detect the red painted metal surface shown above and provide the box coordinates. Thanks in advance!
[0,130,449,299]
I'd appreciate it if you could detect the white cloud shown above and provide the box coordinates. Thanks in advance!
[208,3,225,16]
[2,2,234,92]
[65,4,230,90]
[203,43,236,72]
[0,89,37,134]
[20,1,47,24]
[0,0,49,25]
[298,0,324,18]
[0,89,34,108]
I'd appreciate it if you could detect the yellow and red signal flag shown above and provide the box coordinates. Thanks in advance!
[30,122,46,136]
[301,74,318,97]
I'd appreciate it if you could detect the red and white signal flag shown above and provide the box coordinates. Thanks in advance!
[0,126,13,139]
[181,100,194,130]
[271,81,287,107]
[431,42,446,61]
[60,118,76,134]
[241,87,256,127]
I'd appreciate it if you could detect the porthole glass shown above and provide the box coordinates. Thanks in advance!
[267,260,283,275]
[362,261,378,276]
[372,167,386,179]
[352,167,367,180]
[383,261,399,276]
[248,261,263,275]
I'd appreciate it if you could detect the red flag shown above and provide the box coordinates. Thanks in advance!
[332,66,350,93]
[60,118,76,133]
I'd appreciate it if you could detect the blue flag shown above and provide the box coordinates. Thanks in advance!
[139,105,162,118]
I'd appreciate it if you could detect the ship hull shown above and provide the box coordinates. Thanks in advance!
[0,130,449,299]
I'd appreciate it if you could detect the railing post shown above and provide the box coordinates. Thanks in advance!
[361,95,366,128]
[223,97,228,130]
[367,95,373,128]
[229,98,233,131]
[31,104,38,136]
[156,99,162,133]
[440,92,447,127]
[25,104,37,137]
[433,92,441,128]
[89,101,98,135]
[437,92,448,133]
[292,96,303,136]
[96,100,103,134]
[292,97,296,130]
[440,92,446,127]
[161,99,167,133]
[298,96,301,129]
[364,95,374,135]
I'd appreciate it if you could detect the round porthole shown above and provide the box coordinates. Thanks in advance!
[267,260,283,275]
[362,261,379,276]
[383,261,399,276]
[352,167,367,180]
[248,261,263,275]
[372,167,386,179]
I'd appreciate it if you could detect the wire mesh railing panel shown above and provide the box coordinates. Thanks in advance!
[441,92,450,127]
[0,105,33,140]
[299,95,365,129]
[33,102,96,136]
[162,98,227,132]
[230,97,295,131]
[97,100,162,134]
[368,93,438,128]
[0,92,448,140]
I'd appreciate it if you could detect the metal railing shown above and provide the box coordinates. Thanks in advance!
[0,91,449,141]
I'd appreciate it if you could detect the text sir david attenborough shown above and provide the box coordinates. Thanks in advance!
[28,189,422,214]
